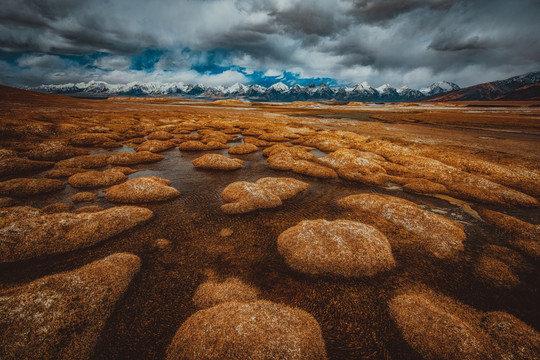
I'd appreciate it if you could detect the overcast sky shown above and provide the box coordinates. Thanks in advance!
[0,0,539,88]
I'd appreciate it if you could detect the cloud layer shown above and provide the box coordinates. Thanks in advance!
[0,0,539,88]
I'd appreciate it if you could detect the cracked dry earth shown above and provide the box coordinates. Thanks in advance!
[0,86,539,360]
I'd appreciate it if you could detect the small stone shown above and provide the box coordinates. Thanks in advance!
[219,228,233,237]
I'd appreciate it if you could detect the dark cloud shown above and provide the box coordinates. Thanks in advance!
[0,0,538,88]
[348,0,458,23]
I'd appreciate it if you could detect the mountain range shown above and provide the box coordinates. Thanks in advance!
[34,80,460,102]
[33,71,540,102]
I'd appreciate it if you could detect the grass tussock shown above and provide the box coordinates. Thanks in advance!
[67,169,127,188]
[0,178,65,197]
[166,300,327,360]
[278,219,395,277]
[0,253,141,360]
[338,194,465,259]
[107,151,164,165]
[0,206,153,263]
[221,177,308,214]
[105,176,180,203]
[192,154,244,170]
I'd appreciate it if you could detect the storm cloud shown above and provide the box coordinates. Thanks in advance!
[0,0,538,88]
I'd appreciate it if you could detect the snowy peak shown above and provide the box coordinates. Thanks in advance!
[420,81,460,96]
[267,82,289,92]
[34,77,468,102]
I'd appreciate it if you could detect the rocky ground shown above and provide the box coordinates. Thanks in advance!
[0,85,539,359]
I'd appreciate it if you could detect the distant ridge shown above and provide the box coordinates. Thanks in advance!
[33,80,460,102]
[28,71,540,102]
[428,71,540,101]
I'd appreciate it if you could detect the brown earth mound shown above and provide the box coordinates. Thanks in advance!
[389,287,540,360]
[254,177,309,200]
[135,140,176,153]
[473,244,533,289]
[71,192,98,203]
[481,311,540,360]
[380,153,539,207]
[41,203,73,213]
[0,206,42,221]
[292,160,338,179]
[45,167,84,178]
[74,205,104,213]
[0,253,141,360]
[0,178,65,197]
[178,140,230,151]
[388,289,497,360]
[278,219,395,277]
[177,140,209,151]
[105,176,180,203]
[477,208,540,260]
[192,154,244,170]
[338,194,465,259]
[107,151,164,165]
[221,177,308,214]
[0,197,16,207]
[68,133,121,148]
[243,136,273,147]
[315,148,386,172]
[0,157,54,177]
[147,130,174,140]
[228,143,258,155]
[0,206,152,263]
[25,141,88,161]
[0,149,18,159]
[68,169,127,188]
[55,155,109,169]
[166,300,327,360]
[110,166,139,175]
[192,277,259,309]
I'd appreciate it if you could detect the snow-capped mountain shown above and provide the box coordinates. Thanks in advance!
[33,79,463,102]
[428,71,540,101]
[420,81,461,96]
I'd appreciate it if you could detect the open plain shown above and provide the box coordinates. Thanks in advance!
[0,86,539,359]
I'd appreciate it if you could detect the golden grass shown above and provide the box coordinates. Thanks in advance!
[105,176,180,203]
[25,141,88,161]
[477,208,540,260]
[0,206,153,263]
[192,277,259,309]
[227,143,259,155]
[221,177,308,214]
[55,155,109,169]
[292,160,338,179]
[107,151,164,165]
[0,177,65,197]
[338,194,465,259]
[68,133,121,148]
[67,169,127,188]
[278,219,395,277]
[70,192,97,203]
[192,154,244,170]
[0,157,54,177]
[0,253,141,360]
[135,139,176,153]
[166,300,327,360]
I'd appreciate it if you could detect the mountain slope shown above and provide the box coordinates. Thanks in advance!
[428,71,540,101]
